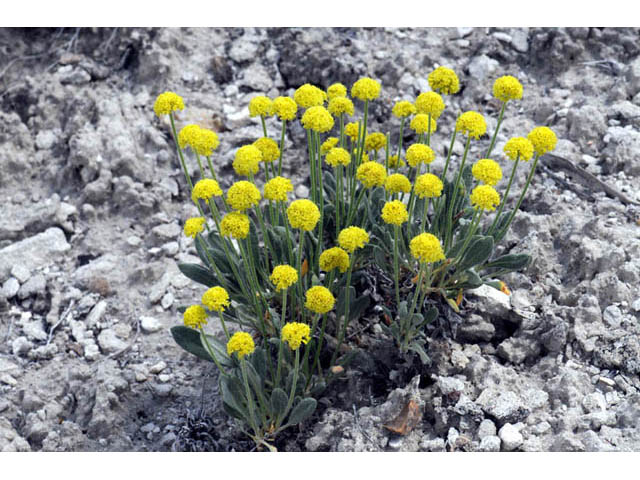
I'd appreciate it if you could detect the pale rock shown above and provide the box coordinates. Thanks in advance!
[582,392,607,413]
[21,319,48,341]
[12,336,33,356]
[86,300,108,328]
[467,55,499,82]
[84,343,100,361]
[477,419,497,439]
[11,264,31,284]
[161,292,174,309]
[1,278,19,299]
[475,388,529,424]
[35,129,57,150]
[17,274,47,299]
[498,423,523,451]
[479,435,501,452]
[97,329,128,354]
[149,361,167,374]
[602,305,622,328]
[140,316,163,333]
[0,228,70,277]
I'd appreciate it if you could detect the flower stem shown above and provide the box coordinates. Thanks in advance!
[486,101,506,158]
[169,113,194,191]
[260,115,268,138]
[393,225,401,307]
[445,136,472,250]
[278,120,287,177]
[331,252,356,366]
[240,359,260,438]
[198,326,228,377]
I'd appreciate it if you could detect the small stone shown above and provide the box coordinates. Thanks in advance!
[436,376,465,396]
[0,228,70,278]
[475,388,528,424]
[35,130,57,150]
[84,343,100,361]
[582,392,606,413]
[161,292,174,309]
[631,298,640,312]
[498,423,523,451]
[85,300,108,328]
[149,361,167,374]
[28,344,58,360]
[140,316,162,333]
[477,419,497,439]
[602,305,622,328]
[467,55,499,82]
[151,223,181,242]
[17,274,47,299]
[11,265,31,284]
[12,336,33,356]
[0,373,17,386]
[388,436,403,450]
[1,278,20,298]
[126,235,142,247]
[161,241,179,256]
[153,383,173,397]
[161,432,177,447]
[521,389,549,410]
[140,422,156,433]
[295,184,309,199]
[420,437,446,451]
[22,319,48,341]
[510,28,529,53]
[530,421,551,435]
[158,374,171,383]
[97,329,128,354]
[479,435,501,452]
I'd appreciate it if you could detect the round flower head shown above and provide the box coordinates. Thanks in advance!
[287,199,321,231]
[264,176,293,202]
[327,83,347,99]
[503,137,534,162]
[356,161,387,188]
[272,96,298,121]
[410,233,445,263]
[381,200,409,225]
[493,75,523,102]
[428,66,460,95]
[388,154,406,168]
[415,173,444,198]
[344,122,360,141]
[472,159,503,186]
[253,137,280,163]
[305,286,336,314]
[415,92,445,119]
[470,185,501,211]
[338,226,369,253]
[325,147,351,167]
[227,331,255,359]
[365,132,387,152]
[281,322,311,351]
[392,100,416,118]
[351,77,381,101]
[384,173,411,194]
[410,114,437,135]
[455,111,487,139]
[220,211,250,239]
[248,96,273,117]
[406,143,435,168]
[294,84,325,108]
[192,179,223,203]
[183,305,207,329]
[202,286,230,312]
[328,97,355,117]
[178,124,202,150]
[233,145,262,176]
[270,265,298,292]
[184,217,205,239]
[193,128,220,156]
[319,247,350,273]
[301,106,335,133]
[321,137,339,155]
[154,91,184,117]
[527,126,557,155]
[227,180,261,211]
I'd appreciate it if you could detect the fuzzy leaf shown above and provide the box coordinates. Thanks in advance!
[482,253,531,271]
[270,388,288,417]
[220,375,247,417]
[459,269,483,289]
[177,263,218,288]
[459,236,494,271]
[408,342,431,365]
[286,397,317,426]
[170,325,213,363]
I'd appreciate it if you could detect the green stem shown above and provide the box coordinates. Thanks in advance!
[307,130,317,204]
[393,225,400,307]
[441,128,458,180]
[427,113,432,146]
[278,120,287,177]
[260,115,268,138]
[408,262,426,319]
[240,359,261,438]
[278,348,300,429]
[454,207,482,262]
[169,113,194,191]
[445,136,472,250]
[198,327,228,377]
[315,132,325,276]
[396,117,406,165]
[331,251,356,366]
[487,155,520,236]
[486,101,506,158]
[218,311,230,340]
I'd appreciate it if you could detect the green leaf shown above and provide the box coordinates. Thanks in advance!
[423,306,438,325]
[286,397,317,426]
[459,235,494,271]
[170,326,213,363]
[350,295,370,322]
[458,269,483,289]
[220,375,247,417]
[270,388,288,417]
[250,347,267,380]
[408,342,431,365]
[482,253,531,271]
[177,263,218,288]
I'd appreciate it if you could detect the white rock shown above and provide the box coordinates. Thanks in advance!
[140,316,162,333]
[602,305,622,328]
[631,298,640,312]
[479,435,501,452]
[467,55,499,82]
[35,130,57,150]
[84,342,100,361]
[1,278,20,298]
[149,361,167,374]
[12,336,33,356]
[582,392,607,413]
[21,320,48,342]
[510,28,529,52]
[10,265,31,284]
[161,292,174,309]
[498,423,523,451]
[0,228,70,278]
[97,329,128,354]
[477,419,497,439]
[17,274,46,299]
[86,300,108,328]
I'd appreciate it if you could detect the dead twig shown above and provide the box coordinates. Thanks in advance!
[46,299,75,346]
[107,313,141,360]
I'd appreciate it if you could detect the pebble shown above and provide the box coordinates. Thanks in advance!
[84,343,100,361]
[97,329,128,354]
[21,319,48,341]
[0,373,18,386]
[631,298,640,312]
[150,361,167,374]
[17,274,46,299]
[602,305,623,328]
[86,300,108,328]
[477,419,497,439]
[1,278,20,298]
[126,235,142,247]
[582,392,607,413]
[11,265,31,284]
[12,336,33,356]
[153,383,173,397]
[498,423,524,451]
[479,435,501,452]
[140,316,163,333]
[420,438,446,452]
[388,436,403,450]
[158,374,171,383]
[161,292,174,309]
[161,242,179,257]
[436,376,465,396]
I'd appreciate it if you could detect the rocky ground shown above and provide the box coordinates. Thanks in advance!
[1,27,639,452]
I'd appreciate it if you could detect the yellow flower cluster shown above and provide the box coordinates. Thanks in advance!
[321,137,339,155]
[178,125,220,156]
[356,162,387,188]
[472,159,503,186]
[328,97,355,116]
[253,137,280,163]
[327,83,347,99]
[220,211,250,239]
[184,217,206,239]
[384,173,411,194]
[319,247,350,273]
[227,180,261,211]
[351,77,381,101]
[503,137,534,162]
[264,176,293,202]
[305,286,336,314]
[338,226,369,253]
[233,145,262,176]
[272,96,298,121]
[270,265,299,291]
[178,124,202,150]
[365,132,387,151]
[294,84,325,108]
[183,305,207,328]
[192,179,223,203]
[527,126,557,155]
[248,96,273,117]
[455,111,487,139]
[381,200,409,225]
[388,155,406,168]
[410,114,437,134]
[493,75,523,102]
[415,173,444,198]
[301,106,335,133]
[281,322,311,350]
[227,331,255,359]
[428,66,460,95]
[410,233,445,263]
[344,122,359,141]
[202,286,230,312]
[470,185,501,211]
[287,199,321,231]
[406,144,435,168]
[415,92,445,118]
[154,91,184,117]
[392,100,416,118]
[325,147,351,167]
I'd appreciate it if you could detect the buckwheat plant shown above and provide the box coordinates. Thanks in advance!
[153,69,556,449]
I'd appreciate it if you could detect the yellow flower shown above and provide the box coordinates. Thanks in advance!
[357,150,371,163]
[301,106,335,133]
[472,159,503,186]
[202,286,230,312]
[183,305,207,329]
[253,137,280,163]
[321,137,339,155]
[325,147,351,167]
[233,145,262,176]
[154,91,184,117]
[248,96,273,117]
[365,132,387,152]
[272,96,298,121]
[415,92,445,119]
[264,176,293,202]
[428,66,460,95]
[503,137,534,162]
[319,247,350,273]
[384,173,411,194]
[392,100,416,118]
[406,143,435,168]
[381,200,409,225]
[338,226,369,253]
[455,111,487,139]
[184,217,205,238]
[227,180,261,211]
[493,75,523,102]
[220,211,250,239]
[178,124,202,150]
[388,154,406,168]
[470,185,501,211]
[287,199,320,231]
[356,162,387,188]
[305,286,336,314]
[415,173,444,198]
[281,322,311,350]
[351,77,381,101]
[527,126,557,155]
[410,233,445,263]
[327,83,347,99]
[344,122,360,141]
[328,97,354,116]
[192,179,223,203]
[227,331,255,359]
[270,265,299,291]
[193,128,220,156]
[294,84,325,108]
[410,114,437,134]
